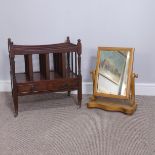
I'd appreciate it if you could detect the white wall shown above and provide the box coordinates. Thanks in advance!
[0,0,155,85]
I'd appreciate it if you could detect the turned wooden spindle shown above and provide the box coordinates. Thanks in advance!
[77,39,82,76]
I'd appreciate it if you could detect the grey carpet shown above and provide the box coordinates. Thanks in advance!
[0,92,155,155]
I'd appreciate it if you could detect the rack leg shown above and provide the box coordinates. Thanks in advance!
[78,87,82,108]
[67,91,71,96]
[13,94,18,117]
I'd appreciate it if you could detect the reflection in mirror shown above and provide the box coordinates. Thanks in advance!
[97,50,130,96]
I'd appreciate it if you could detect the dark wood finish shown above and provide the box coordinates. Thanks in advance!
[8,37,82,117]
[53,53,66,77]
[24,55,33,80]
[39,54,50,79]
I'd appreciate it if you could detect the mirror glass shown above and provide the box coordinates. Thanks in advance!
[97,50,130,96]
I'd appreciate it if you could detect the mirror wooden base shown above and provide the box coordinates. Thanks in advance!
[87,70,138,115]
[87,97,137,115]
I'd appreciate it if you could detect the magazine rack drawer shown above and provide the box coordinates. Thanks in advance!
[47,79,79,91]
[17,82,47,94]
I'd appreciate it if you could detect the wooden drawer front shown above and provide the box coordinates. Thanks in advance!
[47,79,79,91]
[18,84,33,93]
[33,83,47,92]
[17,79,79,94]
[18,83,47,94]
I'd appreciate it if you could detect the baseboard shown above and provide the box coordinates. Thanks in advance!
[82,82,155,96]
[0,81,11,92]
[135,83,155,96]
[0,80,155,96]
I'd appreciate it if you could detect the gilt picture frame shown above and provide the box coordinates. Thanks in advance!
[94,47,134,99]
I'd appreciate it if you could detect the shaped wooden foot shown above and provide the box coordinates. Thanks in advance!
[87,98,137,115]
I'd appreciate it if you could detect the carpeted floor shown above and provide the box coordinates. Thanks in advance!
[0,92,155,155]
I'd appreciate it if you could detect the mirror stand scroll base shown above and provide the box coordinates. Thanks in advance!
[87,70,138,115]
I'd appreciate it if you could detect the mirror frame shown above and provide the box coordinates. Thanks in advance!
[94,47,134,99]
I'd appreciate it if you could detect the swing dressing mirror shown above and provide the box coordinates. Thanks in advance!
[94,47,134,99]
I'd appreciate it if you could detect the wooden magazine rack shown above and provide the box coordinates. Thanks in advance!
[8,37,82,117]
